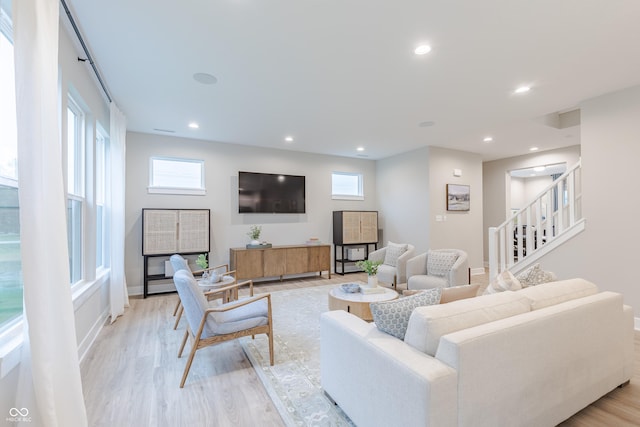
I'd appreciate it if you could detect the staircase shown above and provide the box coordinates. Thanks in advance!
[488,160,585,280]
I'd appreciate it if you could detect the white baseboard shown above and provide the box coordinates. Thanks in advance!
[78,306,109,363]
[470,267,485,276]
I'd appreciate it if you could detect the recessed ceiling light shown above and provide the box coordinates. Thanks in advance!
[284,136,294,142]
[414,45,432,55]
[483,136,493,142]
[188,122,199,129]
[534,166,546,172]
[529,146,539,151]
[193,73,218,85]
[514,85,531,94]
[357,147,365,152]
[418,121,435,127]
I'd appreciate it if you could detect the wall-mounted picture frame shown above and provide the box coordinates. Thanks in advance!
[446,184,470,211]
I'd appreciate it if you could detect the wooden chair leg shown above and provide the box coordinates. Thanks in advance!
[172,299,181,316]
[268,331,274,366]
[180,344,199,388]
[173,306,183,330]
[178,330,189,358]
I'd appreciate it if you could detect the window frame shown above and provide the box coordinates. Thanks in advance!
[148,156,206,195]
[331,171,364,200]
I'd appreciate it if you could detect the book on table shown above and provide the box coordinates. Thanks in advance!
[360,286,386,295]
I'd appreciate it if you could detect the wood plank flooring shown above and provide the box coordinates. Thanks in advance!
[80,273,640,426]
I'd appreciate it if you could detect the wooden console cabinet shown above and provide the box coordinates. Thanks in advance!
[230,244,331,281]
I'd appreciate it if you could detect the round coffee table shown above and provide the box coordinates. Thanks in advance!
[328,284,398,321]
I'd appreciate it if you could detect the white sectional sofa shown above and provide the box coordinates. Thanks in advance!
[320,278,634,427]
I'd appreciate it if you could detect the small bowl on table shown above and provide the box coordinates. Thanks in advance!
[340,283,360,293]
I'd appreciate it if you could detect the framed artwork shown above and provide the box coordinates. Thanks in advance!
[446,184,470,211]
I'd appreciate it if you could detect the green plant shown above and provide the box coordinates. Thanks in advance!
[247,225,262,240]
[355,259,382,276]
[196,254,208,269]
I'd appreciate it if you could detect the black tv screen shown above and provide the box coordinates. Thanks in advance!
[239,171,306,213]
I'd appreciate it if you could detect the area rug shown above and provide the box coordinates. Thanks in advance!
[239,285,355,427]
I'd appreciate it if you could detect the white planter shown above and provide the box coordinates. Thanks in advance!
[250,239,260,245]
[365,275,378,288]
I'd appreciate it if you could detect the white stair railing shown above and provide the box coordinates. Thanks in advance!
[488,160,584,280]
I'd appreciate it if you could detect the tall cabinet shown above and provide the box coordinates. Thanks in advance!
[333,211,378,275]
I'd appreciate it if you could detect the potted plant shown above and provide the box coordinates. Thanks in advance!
[247,225,262,245]
[356,259,382,288]
[195,254,208,270]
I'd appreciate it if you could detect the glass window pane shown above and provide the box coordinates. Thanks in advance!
[150,157,204,189]
[67,198,82,283]
[332,172,363,199]
[0,23,17,180]
[0,183,22,328]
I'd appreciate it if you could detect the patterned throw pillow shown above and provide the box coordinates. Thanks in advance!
[370,288,442,339]
[383,242,409,267]
[484,270,522,294]
[426,250,459,282]
[517,263,556,287]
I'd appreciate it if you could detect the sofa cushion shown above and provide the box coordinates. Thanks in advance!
[483,270,522,294]
[404,291,531,356]
[383,242,408,267]
[370,288,442,339]
[427,250,458,278]
[517,278,598,310]
[516,263,557,287]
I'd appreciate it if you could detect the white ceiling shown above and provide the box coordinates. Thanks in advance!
[65,0,640,161]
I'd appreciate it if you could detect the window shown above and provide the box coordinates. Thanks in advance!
[331,172,364,200]
[149,156,205,195]
[0,1,22,331]
[67,97,85,284]
[95,131,108,269]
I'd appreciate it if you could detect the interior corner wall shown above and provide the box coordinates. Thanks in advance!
[536,85,640,316]
[125,132,377,295]
[375,147,430,253]
[375,146,484,272]
[482,145,581,266]
[427,146,484,271]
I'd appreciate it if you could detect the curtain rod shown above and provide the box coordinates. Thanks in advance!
[60,0,112,103]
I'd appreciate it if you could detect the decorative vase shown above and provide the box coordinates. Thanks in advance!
[250,239,260,246]
[365,275,378,288]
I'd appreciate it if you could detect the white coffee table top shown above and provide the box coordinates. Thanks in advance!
[329,285,398,303]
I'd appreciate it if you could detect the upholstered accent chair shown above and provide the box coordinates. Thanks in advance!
[172,270,273,388]
[368,242,415,288]
[170,254,241,330]
[406,249,469,290]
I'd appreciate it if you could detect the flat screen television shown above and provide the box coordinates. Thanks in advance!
[238,171,306,214]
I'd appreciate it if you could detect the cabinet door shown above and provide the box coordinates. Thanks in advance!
[233,249,264,279]
[285,248,308,274]
[342,211,362,244]
[360,211,378,243]
[308,246,330,272]
[264,249,286,277]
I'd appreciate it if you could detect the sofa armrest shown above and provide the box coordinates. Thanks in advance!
[321,310,457,427]
[395,246,415,284]
[448,252,469,286]
[406,252,428,282]
[368,247,386,263]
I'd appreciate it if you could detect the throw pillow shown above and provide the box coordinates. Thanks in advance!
[370,288,442,339]
[440,284,480,303]
[426,250,459,282]
[483,270,522,294]
[383,241,409,267]
[516,263,556,287]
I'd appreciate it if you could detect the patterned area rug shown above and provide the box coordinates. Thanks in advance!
[239,285,355,427]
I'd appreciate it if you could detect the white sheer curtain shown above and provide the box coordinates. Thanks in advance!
[109,102,129,322]
[13,0,87,425]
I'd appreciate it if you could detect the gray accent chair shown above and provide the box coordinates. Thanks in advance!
[173,270,273,388]
[368,244,415,288]
[170,254,242,330]
[406,249,469,290]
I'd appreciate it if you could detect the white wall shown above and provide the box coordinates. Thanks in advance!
[482,145,581,265]
[125,132,377,294]
[376,146,484,272]
[537,85,640,316]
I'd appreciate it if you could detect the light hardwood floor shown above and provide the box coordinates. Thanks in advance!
[81,273,640,426]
